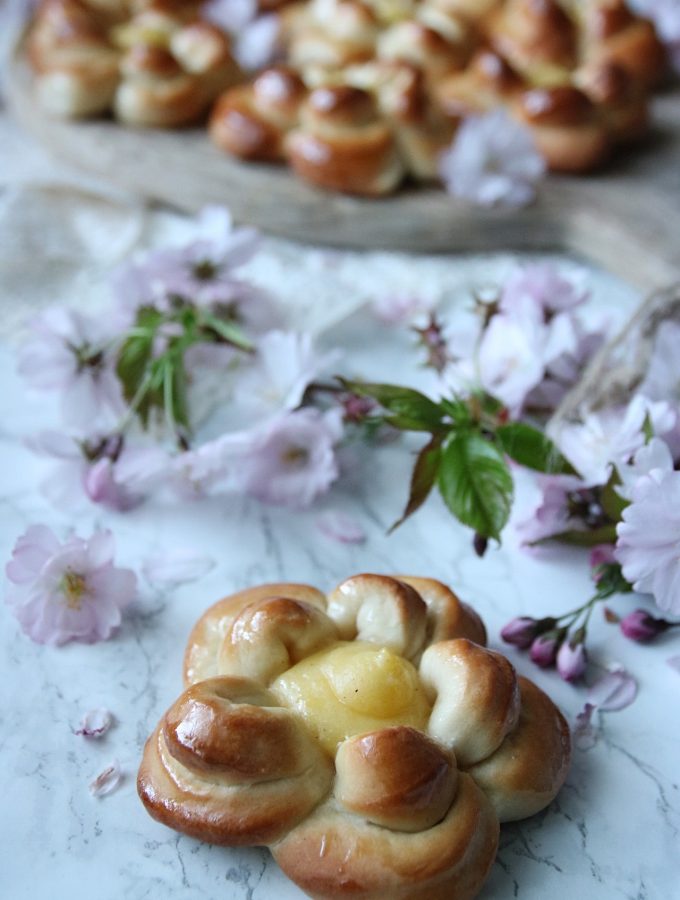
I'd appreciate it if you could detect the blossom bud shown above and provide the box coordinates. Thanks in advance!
[557,639,587,682]
[620,609,672,643]
[501,616,556,649]
[530,632,561,668]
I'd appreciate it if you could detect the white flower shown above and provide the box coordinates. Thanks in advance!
[477,313,545,411]
[615,436,674,500]
[553,396,677,485]
[500,264,588,316]
[616,467,680,616]
[439,110,545,208]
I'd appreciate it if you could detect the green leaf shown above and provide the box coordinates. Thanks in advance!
[600,469,628,522]
[437,433,513,540]
[116,311,160,427]
[200,311,254,352]
[497,422,577,475]
[439,397,471,425]
[389,435,443,532]
[339,380,445,432]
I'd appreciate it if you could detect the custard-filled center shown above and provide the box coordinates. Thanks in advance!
[271,642,430,755]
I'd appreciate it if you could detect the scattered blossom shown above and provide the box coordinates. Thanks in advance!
[18,307,124,428]
[477,313,545,411]
[615,436,674,501]
[515,475,587,546]
[439,110,545,208]
[142,551,216,588]
[499,264,588,317]
[236,408,343,508]
[89,760,122,798]
[316,509,366,544]
[573,702,598,750]
[75,708,112,739]
[5,526,136,645]
[616,466,680,616]
[586,665,638,711]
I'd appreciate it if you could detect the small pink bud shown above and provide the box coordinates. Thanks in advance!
[530,633,560,668]
[620,609,671,643]
[589,544,616,580]
[557,640,587,682]
[501,616,539,649]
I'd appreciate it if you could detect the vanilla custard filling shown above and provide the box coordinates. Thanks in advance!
[271,641,431,755]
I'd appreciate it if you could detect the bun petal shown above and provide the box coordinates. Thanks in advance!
[138,676,334,845]
[326,573,427,658]
[217,596,339,684]
[420,638,521,766]
[465,676,571,822]
[183,582,327,685]
[395,575,487,645]
[335,726,458,832]
[272,772,499,900]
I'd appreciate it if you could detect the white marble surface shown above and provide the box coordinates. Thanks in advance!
[2,257,680,900]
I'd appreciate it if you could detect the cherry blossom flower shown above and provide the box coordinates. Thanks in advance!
[556,638,587,682]
[552,396,677,486]
[616,466,680,616]
[439,110,545,208]
[499,264,588,317]
[5,526,136,645]
[477,313,545,411]
[18,307,124,428]
[234,331,339,420]
[113,207,260,312]
[515,474,588,545]
[237,408,344,508]
[615,436,673,501]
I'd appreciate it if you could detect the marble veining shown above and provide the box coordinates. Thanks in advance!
[2,276,680,900]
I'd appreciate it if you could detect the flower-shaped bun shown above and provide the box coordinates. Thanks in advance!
[139,574,571,900]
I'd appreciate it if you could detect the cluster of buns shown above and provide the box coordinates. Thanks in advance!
[209,0,667,193]
[26,0,239,125]
[138,574,571,899]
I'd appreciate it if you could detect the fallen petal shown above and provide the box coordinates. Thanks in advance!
[142,550,216,588]
[89,760,122,798]
[316,510,366,545]
[75,708,112,739]
[603,606,620,624]
[574,702,598,751]
[587,665,638,712]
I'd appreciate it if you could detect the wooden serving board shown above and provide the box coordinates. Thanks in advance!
[7,40,680,291]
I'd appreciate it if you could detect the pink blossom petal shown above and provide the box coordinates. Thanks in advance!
[75,708,112,739]
[89,760,122,798]
[587,665,638,711]
[316,510,367,544]
[574,702,598,751]
[142,550,216,588]
[667,655,680,676]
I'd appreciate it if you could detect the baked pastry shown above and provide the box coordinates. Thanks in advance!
[139,574,571,900]
[27,0,239,125]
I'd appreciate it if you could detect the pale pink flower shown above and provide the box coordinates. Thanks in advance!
[526,323,606,412]
[439,109,545,208]
[113,207,260,312]
[18,307,124,428]
[5,526,136,645]
[615,436,673,500]
[515,475,587,546]
[616,466,680,615]
[477,313,545,411]
[556,638,587,682]
[236,14,282,70]
[553,396,677,486]
[237,408,344,508]
[235,331,339,419]
[371,292,435,326]
[500,264,588,317]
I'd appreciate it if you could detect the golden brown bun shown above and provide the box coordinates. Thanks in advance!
[377,16,471,84]
[580,0,667,88]
[210,66,307,161]
[513,84,611,172]
[272,773,499,900]
[286,85,406,195]
[465,676,571,821]
[437,48,523,118]
[576,60,649,143]
[289,0,379,76]
[140,574,572,900]
[137,676,334,845]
